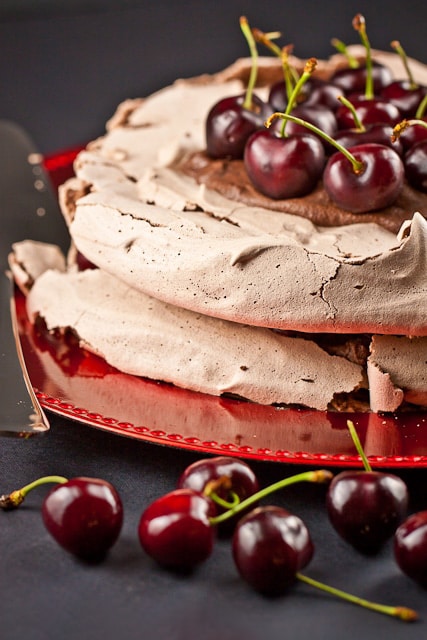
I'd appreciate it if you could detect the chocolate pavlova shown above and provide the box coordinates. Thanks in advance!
[10,42,427,413]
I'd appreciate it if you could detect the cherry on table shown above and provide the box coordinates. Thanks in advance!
[232,503,417,621]
[232,505,313,595]
[326,421,409,554]
[177,455,259,533]
[42,476,124,561]
[394,511,427,587]
[138,488,216,570]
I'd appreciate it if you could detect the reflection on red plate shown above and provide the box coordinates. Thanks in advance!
[26,148,426,468]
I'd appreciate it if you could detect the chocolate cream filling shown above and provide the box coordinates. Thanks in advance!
[178,152,426,234]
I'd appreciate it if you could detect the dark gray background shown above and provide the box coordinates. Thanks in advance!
[1,0,426,154]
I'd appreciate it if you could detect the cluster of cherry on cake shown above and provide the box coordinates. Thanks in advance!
[1,422,426,622]
[205,15,427,212]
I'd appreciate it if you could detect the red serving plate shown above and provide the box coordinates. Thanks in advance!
[19,148,424,468]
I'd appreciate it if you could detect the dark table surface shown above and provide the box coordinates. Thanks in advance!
[1,3,427,640]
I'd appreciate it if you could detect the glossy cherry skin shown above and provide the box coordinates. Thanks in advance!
[284,104,338,150]
[380,81,427,119]
[330,62,394,95]
[268,78,341,112]
[232,506,314,595]
[394,511,427,586]
[336,97,402,129]
[42,477,123,561]
[326,470,408,554]
[138,489,216,570]
[205,94,266,159]
[398,119,427,152]
[323,143,404,213]
[177,456,259,533]
[244,130,325,200]
[333,123,403,156]
[403,140,427,192]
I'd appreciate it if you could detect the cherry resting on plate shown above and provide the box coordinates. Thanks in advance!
[42,477,124,561]
[394,511,427,586]
[232,506,314,595]
[138,488,216,570]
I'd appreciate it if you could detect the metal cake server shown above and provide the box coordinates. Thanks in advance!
[0,120,69,436]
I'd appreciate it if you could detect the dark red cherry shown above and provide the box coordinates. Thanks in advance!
[177,456,259,532]
[330,61,394,95]
[232,506,313,595]
[285,104,338,148]
[138,489,216,570]
[205,94,266,159]
[76,251,97,271]
[326,470,408,554]
[323,143,404,213]
[336,97,402,129]
[244,129,325,199]
[380,81,427,119]
[398,119,427,151]
[268,78,342,113]
[394,511,427,586]
[333,123,403,155]
[403,140,427,192]
[42,477,123,561]
[303,79,343,111]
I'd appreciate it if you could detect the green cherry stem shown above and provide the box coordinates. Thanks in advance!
[415,93,427,119]
[252,28,298,100]
[330,38,360,68]
[0,475,68,509]
[240,16,258,112]
[296,573,418,622]
[346,420,372,471]
[337,95,366,131]
[209,469,332,526]
[265,111,365,173]
[278,57,317,136]
[352,14,374,100]
[391,40,418,90]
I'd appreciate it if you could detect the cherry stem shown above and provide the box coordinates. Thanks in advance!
[209,469,333,526]
[338,95,366,131]
[209,489,241,511]
[252,28,298,100]
[347,420,372,471]
[392,117,427,142]
[415,93,427,119]
[391,40,417,90]
[0,475,68,509]
[265,111,365,174]
[330,38,359,68]
[279,57,317,136]
[296,573,418,622]
[352,14,374,100]
[240,16,258,111]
